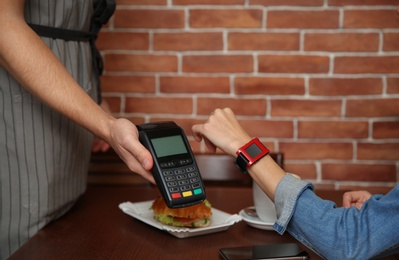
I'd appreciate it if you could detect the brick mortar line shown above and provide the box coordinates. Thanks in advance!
[115,6,397,11]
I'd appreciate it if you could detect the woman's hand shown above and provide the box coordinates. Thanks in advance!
[192,108,251,156]
[343,190,372,210]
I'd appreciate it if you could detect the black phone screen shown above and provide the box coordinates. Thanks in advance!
[219,243,309,260]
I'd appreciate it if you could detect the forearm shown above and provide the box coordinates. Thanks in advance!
[277,183,399,259]
[247,155,286,201]
[0,8,114,143]
[0,0,155,183]
[191,108,286,200]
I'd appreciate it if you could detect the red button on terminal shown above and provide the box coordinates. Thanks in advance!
[172,193,181,199]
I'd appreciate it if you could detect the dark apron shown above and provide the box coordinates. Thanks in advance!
[27,0,116,104]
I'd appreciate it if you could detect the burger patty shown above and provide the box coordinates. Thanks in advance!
[154,214,211,228]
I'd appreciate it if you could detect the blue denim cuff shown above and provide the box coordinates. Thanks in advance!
[273,174,313,235]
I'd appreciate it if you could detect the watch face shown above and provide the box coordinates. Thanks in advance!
[245,143,262,159]
[237,138,270,166]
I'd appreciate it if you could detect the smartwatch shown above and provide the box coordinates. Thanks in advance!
[235,138,270,174]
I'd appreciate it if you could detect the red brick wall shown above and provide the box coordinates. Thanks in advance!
[97,0,399,192]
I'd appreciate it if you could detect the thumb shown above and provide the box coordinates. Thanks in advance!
[342,192,354,208]
[131,141,153,170]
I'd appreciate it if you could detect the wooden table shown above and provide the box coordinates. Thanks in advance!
[10,185,344,260]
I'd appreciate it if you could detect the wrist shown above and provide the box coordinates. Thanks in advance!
[230,137,252,157]
[97,112,116,143]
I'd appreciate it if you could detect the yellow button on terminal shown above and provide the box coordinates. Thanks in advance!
[182,191,193,197]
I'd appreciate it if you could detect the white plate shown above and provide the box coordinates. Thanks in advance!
[119,200,242,238]
[239,207,275,231]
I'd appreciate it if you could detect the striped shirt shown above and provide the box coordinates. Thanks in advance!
[0,1,97,258]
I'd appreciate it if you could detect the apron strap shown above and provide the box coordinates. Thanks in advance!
[27,0,116,104]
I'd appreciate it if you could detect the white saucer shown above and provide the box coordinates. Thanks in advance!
[239,207,275,231]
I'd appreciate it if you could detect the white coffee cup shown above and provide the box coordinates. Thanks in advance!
[253,181,277,223]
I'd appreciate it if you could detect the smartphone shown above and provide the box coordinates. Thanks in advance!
[137,121,206,208]
[219,243,309,260]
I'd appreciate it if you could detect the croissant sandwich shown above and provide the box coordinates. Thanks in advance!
[151,196,212,228]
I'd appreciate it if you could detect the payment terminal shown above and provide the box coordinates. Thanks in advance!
[137,121,206,208]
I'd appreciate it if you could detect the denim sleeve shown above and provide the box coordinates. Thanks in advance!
[273,176,399,259]
[273,174,313,235]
